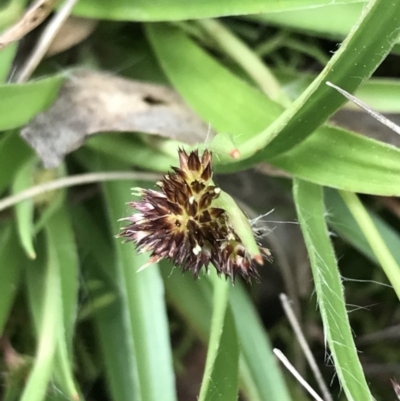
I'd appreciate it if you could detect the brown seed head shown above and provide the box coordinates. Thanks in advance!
[119,148,271,282]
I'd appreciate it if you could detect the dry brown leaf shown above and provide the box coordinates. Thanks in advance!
[46,16,98,56]
[0,0,59,50]
[21,69,213,168]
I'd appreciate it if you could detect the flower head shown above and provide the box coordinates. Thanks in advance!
[119,149,271,282]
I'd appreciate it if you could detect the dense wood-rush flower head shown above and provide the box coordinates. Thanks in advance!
[119,148,271,282]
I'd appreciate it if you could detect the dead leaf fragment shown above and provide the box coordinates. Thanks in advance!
[0,0,59,50]
[21,69,213,168]
[46,16,98,56]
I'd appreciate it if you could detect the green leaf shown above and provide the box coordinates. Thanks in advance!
[161,268,292,401]
[146,23,281,162]
[0,0,26,32]
[147,1,400,163]
[0,75,65,131]
[325,188,400,266]
[254,0,400,158]
[339,190,400,300]
[160,261,212,339]
[43,205,78,348]
[12,157,37,259]
[253,3,364,41]
[102,157,177,401]
[44,214,80,400]
[270,125,400,196]
[22,234,61,401]
[0,223,23,334]
[229,283,292,401]
[147,23,400,195]
[213,190,264,262]
[293,178,372,401]
[72,0,365,21]
[277,70,400,113]
[84,134,174,172]
[0,132,32,194]
[199,275,238,401]
[0,43,17,82]
[72,205,141,401]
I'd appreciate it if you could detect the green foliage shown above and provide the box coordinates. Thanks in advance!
[1,0,400,400]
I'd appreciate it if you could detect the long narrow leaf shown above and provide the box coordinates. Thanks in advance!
[21,235,61,401]
[199,274,238,401]
[339,190,400,300]
[0,75,64,130]
[257,0,400,158]
[293,178,372,401]
[0,132,32,194]
[45,205,79,348]
[72,205,141,401]
[72,0,365,22]
[270,125,400,196]
[101,157,177,401]
[12,157,37,259]
[147,24,400,195]
[161,267,292,401]
[45,208,80,400]
[325,188,400,267]
[0,223,23,334]
[230,283,293,401]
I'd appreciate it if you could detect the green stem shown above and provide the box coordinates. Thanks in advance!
[339,190,400,300]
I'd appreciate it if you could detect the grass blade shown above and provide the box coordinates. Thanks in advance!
[199,274,238,401]
[260,0,400,158]
[45,207,80,400]
[325,188,400,266]
[161,267,292,401]
[12,157,36,259]
[45,205,79,348]
[0,223,23,334]
[147,23,400,195]
[72,0,364,21]
[0,132,32,194]
[339,190,400,300]
[0,75,64,130]
[72,205,141,401]
[270,125,400,196]
[230,283,293,401]
[21,234,61,401]
[101,157,177,401]
[293,178,373,401]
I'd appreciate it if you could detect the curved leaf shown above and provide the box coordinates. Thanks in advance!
[0,223,23,334]
[72,0,364,21]
[0,132,32,194]
[22,234,61,401]
[325,188,400,267]
[45,214,80,400]
[12,157,36,259]
[293,179,372,401]
[278,71,400,114]
[199,275,238,401]
[255,0,400,158]
[270,125,400,196]
[147,23,400,195]
[161,268,293,401]
[0,74,64,130]
[339,190,400,300]
[230,283,292,401]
